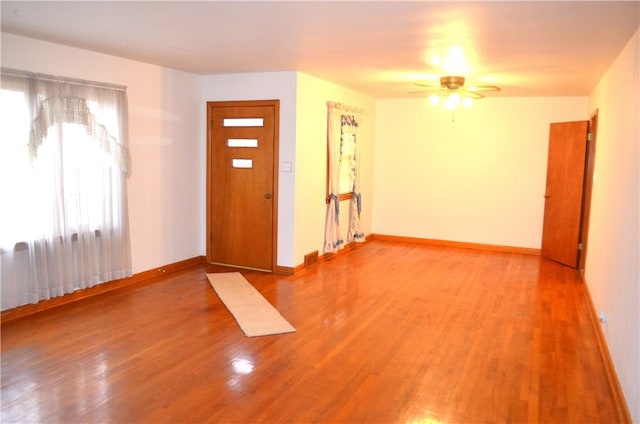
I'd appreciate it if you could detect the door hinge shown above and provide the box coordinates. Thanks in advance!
[587,132,594,142]
[578,242,584,251]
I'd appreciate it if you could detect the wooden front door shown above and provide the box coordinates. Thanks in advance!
[541,120,589,267]
[206,100,279,271]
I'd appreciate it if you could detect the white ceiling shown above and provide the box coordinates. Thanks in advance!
[1,1,638,98]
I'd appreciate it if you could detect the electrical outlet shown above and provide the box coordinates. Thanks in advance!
[281,161,292,172]
[599,311,608,333]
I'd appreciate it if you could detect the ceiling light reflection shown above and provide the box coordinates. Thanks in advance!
[406,414,446,424]
[231,357,254,374]
[381,71,441,83]
[425,40,478,75]
[443,45,465,74]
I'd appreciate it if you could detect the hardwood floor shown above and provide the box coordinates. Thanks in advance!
[1,241,624,423]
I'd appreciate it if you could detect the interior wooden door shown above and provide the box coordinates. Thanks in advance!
[206,100,279,271]
[541,120,589,267]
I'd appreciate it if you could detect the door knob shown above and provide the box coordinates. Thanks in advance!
[264,193,272,199]
[544,194,550,199]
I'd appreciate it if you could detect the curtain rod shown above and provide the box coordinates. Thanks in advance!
[1,67,127,92]
[326,101,366,115]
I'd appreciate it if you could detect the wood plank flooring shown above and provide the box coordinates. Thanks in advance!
[0,241,623,423]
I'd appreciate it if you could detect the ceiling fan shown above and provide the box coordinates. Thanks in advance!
[412,76,501,109]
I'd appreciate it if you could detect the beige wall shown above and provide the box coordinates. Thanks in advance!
[372,96,588,248]
[294,73,376,263]
[587,28,639,422]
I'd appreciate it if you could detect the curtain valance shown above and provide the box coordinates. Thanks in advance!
[1,68,130,175]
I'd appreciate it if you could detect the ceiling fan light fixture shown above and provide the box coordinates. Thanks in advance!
[444,93,460,110]
[414,74,500,112]
[440,75,466,90]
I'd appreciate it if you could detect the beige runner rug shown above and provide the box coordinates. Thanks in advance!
[206,272,296,337]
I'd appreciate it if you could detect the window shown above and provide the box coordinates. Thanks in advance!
[337,120,358,197]
[326,114,359,203]
[0,88,31,245]
[0,95,121,245]
[0,69,132,311]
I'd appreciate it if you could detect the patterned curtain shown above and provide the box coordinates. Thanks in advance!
[324,102,365,254]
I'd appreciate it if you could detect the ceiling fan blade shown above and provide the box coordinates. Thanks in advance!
[460,90,485,99]
[414,83,440,89]
[467,85,501,92]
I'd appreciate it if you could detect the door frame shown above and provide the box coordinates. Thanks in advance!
[577,109,598,274]
[205,99,280,271]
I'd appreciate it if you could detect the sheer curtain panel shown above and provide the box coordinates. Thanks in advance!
[0,69,132,311]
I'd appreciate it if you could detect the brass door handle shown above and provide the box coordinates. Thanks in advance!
[264,193,272,199]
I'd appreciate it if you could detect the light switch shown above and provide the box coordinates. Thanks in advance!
[281,161,293,172]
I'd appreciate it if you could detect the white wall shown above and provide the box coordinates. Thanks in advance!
[294,72,375,263]
[200,72,297,267]
[1,33,203,274]
[373,96,588,248]
[587,28,639,423]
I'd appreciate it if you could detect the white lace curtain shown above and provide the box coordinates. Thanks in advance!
[324,102,365,254]
[0,69,132,310]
